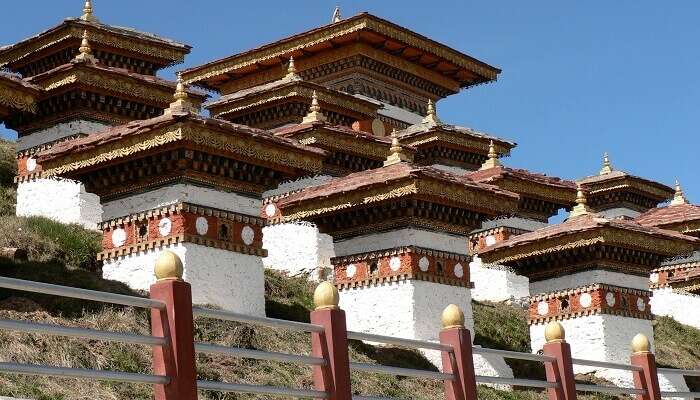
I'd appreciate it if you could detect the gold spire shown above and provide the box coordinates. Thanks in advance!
[166,73,197,115]
[421,99,441,124]
[569,185,592,218]
[599,152,613,175]
[284,57,300,80]
[74,30,97,63]
[384,129,412,166]
[670,179,688,206]
[80,0,99,23]
[332,6,342,23]
[302,91,327,123]
[479,140,502,170]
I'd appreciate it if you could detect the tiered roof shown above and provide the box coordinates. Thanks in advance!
[0,73,41,119]
[635,182,700,236]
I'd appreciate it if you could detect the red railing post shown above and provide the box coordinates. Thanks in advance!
[439,304,478,400]
[630,333,661,400]
[542,321,577,400]
[310,282,352,400]
[150,251,198,400]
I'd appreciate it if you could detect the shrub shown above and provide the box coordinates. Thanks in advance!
[0,139,16,188]
[0,186,16,216]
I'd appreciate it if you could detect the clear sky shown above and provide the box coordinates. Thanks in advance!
[1,0,698,202]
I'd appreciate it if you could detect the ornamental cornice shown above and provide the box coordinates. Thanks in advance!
[586,180,672,200]
[0,85,38,113]
[296,131,388,160]
[496,178,575,205]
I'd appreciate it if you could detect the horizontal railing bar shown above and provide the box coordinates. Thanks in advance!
[197,380,328,398]
[0,276,164,310]
[0,362,169,385]
[475,375,558,389]
[346,331,452,352]
[353,396,396,400]
[660,391,700,398]
[473,347,556,363]
[658,368,700,376]
[572,357,642,372]
[576,383,645,395]
[349,362,453,380]
[193,307,324,333]
[195,343,325,366]
[0,319,167,346]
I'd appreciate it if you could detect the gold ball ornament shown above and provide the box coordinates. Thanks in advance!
[313,281,339,310]
[441,304,465,329]
[631,333,651,354]
[154,250,184,280]
[544,321,565,343]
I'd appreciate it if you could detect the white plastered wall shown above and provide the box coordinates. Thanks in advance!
[339,280,513,380]
[529,270,649,295]
[16,178,102,230]
[102,183,261,220]
[102,243,265,316]
[651,287,700,329]
[333,228,468,256]
[469,256,529,302]
[262,222,335,280]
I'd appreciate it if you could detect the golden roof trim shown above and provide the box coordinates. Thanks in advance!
[0,84,38,113]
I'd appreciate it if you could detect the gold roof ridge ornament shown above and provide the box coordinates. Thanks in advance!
[74,30,97,63]
[80,0,99,23]
[569,185,592,218]
[302,90,327,123]
[284,56,301,80]
[670,179,689,206]
[600,152,613,175]
[384,129,413,166]
[479,140,502,170]
[421,99,441,124]
[332,6,342,23]
[166,73,197,115]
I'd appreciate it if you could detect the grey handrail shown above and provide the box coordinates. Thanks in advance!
[193,307,324,333]
[0,362,169,385]
[346,331,452,352]
[0,319,167,346]
[657,367,700,376]
[473,347,556,363]
[349,362,453,380]
[572,357,642,372]
[475,375,558,389]
[660,391,700,398]
[195,342,326,366]
[576,383,645,395]
[0,276,164,309]
[197,380,328,398]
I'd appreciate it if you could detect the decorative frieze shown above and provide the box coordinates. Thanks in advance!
[528,283,652,324]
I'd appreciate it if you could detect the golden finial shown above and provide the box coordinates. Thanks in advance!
[479,140,502,170]
[314,281,339,310]
[154,250,184,281]
[599,152,613,175]
[284,57,300,80]
[631,333,651,354]
[421,99,441,124]
[544,321,565,343]
[302,91,327,123]
[74,30,97,63]
[670,179,688,206]
[569,185,592,218]
[332,6,342,23]
[80,0,99,23]
[166,73,197,115]
[441,304,465,330]
[384,129,412,166]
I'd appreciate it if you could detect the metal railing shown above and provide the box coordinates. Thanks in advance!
[572,357,642,372]
[0,276,170,387]
[658,368,700,398]
[347,330,452,351]
[193,306,329,399]
[576,383,645,396]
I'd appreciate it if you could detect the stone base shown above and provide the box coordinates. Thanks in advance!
[530,315,653,374]
[469,256,529,302]
[16,178,102,230]
[338,279,514,379]
[262,222,335,281]
[651,287,700,329]
[102,243,265,316]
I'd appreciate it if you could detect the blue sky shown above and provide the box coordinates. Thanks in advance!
[2,1,698,202]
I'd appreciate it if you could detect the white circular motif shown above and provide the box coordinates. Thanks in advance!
[637,297,646,311]
[605,292,616,307]
[485,235,497,247]
[158,218,172,236]
[26,157,37,172]
[537,301,549,316]
[418,257,430,272]
[346,264,357,278]
[389,257,401,272]
[454,263,464,278]
[195,217,208,235]
[111,228,127,247]
[264,203,277,217]
[650,273,659,284]
[579,293,592,308]
[241,226,255,245]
